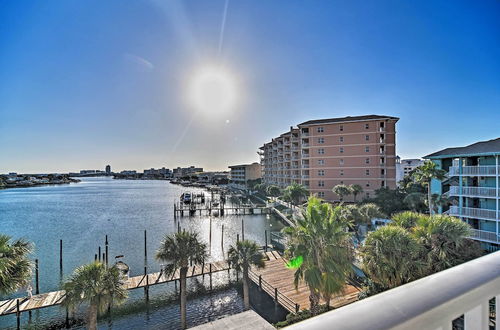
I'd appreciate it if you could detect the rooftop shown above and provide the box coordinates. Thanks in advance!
[425,137,500,159]
[298,114,399,126]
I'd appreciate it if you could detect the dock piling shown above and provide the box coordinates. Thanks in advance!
[35,259,39,294]
[105,235,109,266]
[16,299,20,330]
[59,239,63,273]
[265,230,268,252]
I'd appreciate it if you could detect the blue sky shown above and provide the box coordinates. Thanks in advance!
[1,0,499,173]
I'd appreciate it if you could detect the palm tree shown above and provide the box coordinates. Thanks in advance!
[412,214,482,275]
[227,240,265,310]
[412,161,446,214]
[341,204,384,242]
[266,185,281,197]
[332,184,352,202]
[62,262,128,330]
[403,192,426,212]
[350,184,363,202]
[389,211,425,230]
[0,234,33,296]
[283,183,309,206]
[361,226,424,290]
[284,196,353,314]
[156,230,207,330]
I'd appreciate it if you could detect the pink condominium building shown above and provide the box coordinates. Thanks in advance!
[259,115,399,202]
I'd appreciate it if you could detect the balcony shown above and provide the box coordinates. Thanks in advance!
[302,154,310,158]
[301,132,309,137]
[288,251,500,330]
[302,175,309,179]
[449,186,498,198]
[302,143,310,148]
[469,228,500,243]
[302,164,310,169]
[449,165,499,176]
[449,205,497,221]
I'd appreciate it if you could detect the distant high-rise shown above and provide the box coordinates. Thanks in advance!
[105,165,111,175]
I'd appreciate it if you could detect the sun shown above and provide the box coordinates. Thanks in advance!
[187,66,238,115]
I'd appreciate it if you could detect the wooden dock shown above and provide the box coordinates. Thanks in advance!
[248,251,361,314]
[174,202,270,218]
[0,260,230,316]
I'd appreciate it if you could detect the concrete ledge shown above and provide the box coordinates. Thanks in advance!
[190,310,274,330]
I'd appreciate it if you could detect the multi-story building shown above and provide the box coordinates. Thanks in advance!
[259,115,399,201]
[105,165,111,175]
[425,138,500,251]
[228,162,262,186]
[395,157,424,185]
[172,166,203,179]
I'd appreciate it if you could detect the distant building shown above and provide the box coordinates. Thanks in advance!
[120,170,137,175]
[172,166,203,179]
[197,171,229,184]
[105,165,111,175]
[80,170,97,175]
[425,137,500,251]
[396,157,424,185]
[228,163,262,186]
[259,115,399,201]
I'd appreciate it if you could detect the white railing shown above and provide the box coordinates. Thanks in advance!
[302,175,309,179]
[288,251,500,330]
[302,143,310,147]
[302,154,310,158]
[301,132,309,137]
[449,166,499,176]
[302,164,309,169]
[449,186,498,198]
[469,228,500,243]
[449,206,497,221]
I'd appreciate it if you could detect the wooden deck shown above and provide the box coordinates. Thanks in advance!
[0,260,230,316]
[249,252,360,314]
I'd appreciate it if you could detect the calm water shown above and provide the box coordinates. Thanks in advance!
[0,177,286,329]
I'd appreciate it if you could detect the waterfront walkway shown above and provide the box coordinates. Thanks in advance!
[0,260,230,316]
[249,251,360,314]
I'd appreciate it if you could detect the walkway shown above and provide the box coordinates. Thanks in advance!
[0,260,230,316]
[249,251,360,314]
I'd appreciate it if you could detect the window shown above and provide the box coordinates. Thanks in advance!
[318,192,325,198]
[318,137,324,144]
[365,146,370,152]
[365,123,370,129]
[365,158,370,164]
[340,136,344,142]
[318,159,325,165]
[366,182,370,187]
[381,169,385,175]
[365,135,370,141]
[318,180,325,187]
[340,147,344,153]
[340,159,344,165]
[340,170,344,176]
[317,127,324,133]
[340,181,344,184]
[318,148,325,155]
[318,170,325,176]
[366,192,370,199]
[381,180,386,187]
[366,169,370,176]
[339,125,344,132]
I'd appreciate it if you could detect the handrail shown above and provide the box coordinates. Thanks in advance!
[248,269,298,313]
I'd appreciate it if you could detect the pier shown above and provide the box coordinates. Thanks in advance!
[248,251,361,314]
[173,201,270,218]
[0,260,230,317]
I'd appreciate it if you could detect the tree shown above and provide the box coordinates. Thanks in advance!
[403,192,426,212]
[367,187,408,216]
[227,240,265,310]
[361,226,424,290]
[332,184,352,202]
[412,214,483,275]
[0,234,32,295]
[266,185,281,197]
[350,184,363,202]
[411,161,447,214]
[62,262,128,330]
[156,230,207,329]
[340,203,384,242]
[389,211,425,230]
[429,193,451,214]
[284,196,353,314]
[283,183,309,205]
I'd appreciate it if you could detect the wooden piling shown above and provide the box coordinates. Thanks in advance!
[94,254,97,261]
[265,230,268,252]
[98,246,101,261]
[59,239,63,273]
[16,299,20,330]
[144,230,147,260]
[105,235,109,266]
[35,259,39,294]
[221,225,224,248]
[241,218,245,241]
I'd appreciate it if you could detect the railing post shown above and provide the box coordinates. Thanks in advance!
[295,303,300,313]
[16,299,20,330]
[464,301,489,330]
[274,287,278,302]
[259,275,262,290]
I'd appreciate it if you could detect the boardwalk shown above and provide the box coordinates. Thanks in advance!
[0,260,230,316]
[249,251,360,314]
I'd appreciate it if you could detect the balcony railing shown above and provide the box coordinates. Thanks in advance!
[449,165,499,176]
[449,205,497,221]
[302,175,309,179]
[469,228,500,243]
[302,154,310,158]
[302,164,310,169]
[302,143,310,147]
[449,186,498,198]
[288,251,500,330]
[301,132,309,137]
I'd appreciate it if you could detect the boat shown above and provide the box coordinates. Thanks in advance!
[180,192,192,204]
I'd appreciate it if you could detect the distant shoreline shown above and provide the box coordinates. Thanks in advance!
[0,176,81,190]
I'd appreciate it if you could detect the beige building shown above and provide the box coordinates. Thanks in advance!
[259,115,399,202]
[228,162,262,186]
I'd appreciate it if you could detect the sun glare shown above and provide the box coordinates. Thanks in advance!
[187,66,238,115]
